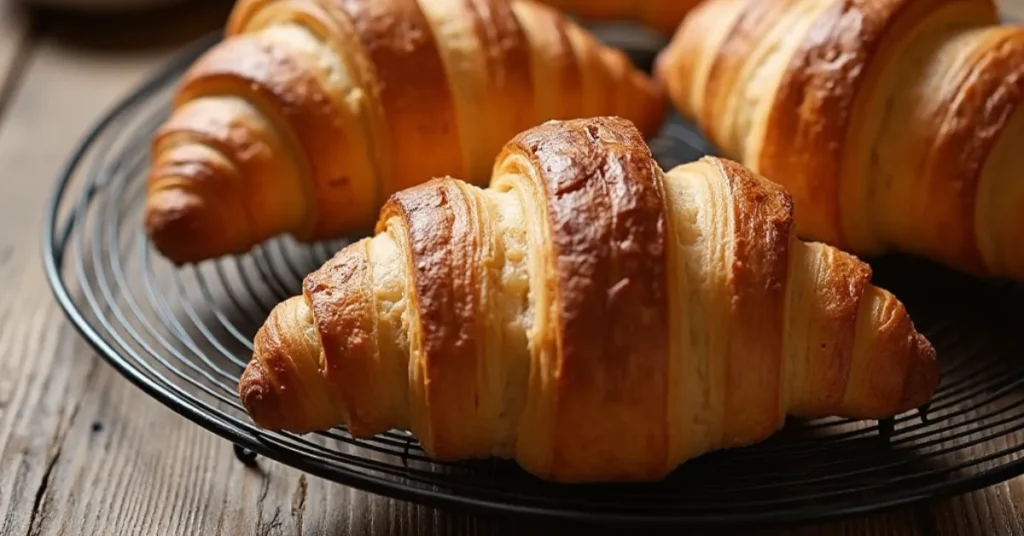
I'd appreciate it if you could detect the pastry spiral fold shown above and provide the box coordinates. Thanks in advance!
[239,117,939,483]
[145,0,665,264]
[656,0,1024,280]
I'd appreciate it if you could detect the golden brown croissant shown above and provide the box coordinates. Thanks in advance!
[238,116,939,483]
[145,0,666,265]
[535,0,701,34]
[655,0,1024,280]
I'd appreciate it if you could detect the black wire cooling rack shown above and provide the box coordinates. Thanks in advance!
[41,29,1024,530]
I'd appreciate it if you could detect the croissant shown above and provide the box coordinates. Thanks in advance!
[535,0,701,34]
[238,116,939,483]
[144,0,666,265]
[655,0,1024,281]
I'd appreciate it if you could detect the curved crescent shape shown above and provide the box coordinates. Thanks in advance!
[239,116,939,484]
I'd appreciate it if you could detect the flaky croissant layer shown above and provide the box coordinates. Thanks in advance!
[656,0,1024,280]
[239,117,938,483]
[145,0,666,265]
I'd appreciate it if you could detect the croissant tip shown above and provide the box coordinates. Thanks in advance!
[899,332,941,412]
[144,188,244,265]
[653,49,669,85]
[239,359,289,431]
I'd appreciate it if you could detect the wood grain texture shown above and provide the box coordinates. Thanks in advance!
[0,2,1022,535]
[1001,0,1024,22]
[0,1,32,114]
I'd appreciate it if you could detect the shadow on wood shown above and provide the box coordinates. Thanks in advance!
[33,0,232,52]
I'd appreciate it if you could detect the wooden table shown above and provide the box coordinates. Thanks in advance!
[2,1,1024,534]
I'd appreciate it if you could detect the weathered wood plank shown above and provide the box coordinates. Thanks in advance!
[0,4,231,535]
[0,1,32,111]
[0,28,178,536]
[1000,0,1024,22]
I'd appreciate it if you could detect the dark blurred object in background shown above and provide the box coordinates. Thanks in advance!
[19,0,193,11]
[16,0,665,71]
[16,0,234,51]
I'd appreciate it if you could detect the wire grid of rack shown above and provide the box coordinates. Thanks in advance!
[42,30,1024,529]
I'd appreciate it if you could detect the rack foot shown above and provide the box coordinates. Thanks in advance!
[878,418,895,443]
[918,403,931,423]
[234,444,259,466]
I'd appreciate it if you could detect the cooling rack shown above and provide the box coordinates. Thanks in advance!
[42,30,1024,529]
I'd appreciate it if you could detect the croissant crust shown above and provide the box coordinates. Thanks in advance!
[656,0,1024,280]
[145,0,666,265]
[239,117,939,483]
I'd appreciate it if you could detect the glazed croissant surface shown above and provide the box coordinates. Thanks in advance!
[238,116,939,483]
[656,0,1024,280]
[536,0,701,34]
[145,0,665,265]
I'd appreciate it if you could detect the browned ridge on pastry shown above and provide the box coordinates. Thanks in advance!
[536,0,702,34]
[656,0,1024,280]
[238,116,939,484]
[144,0,666,265]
